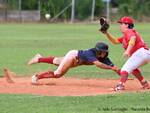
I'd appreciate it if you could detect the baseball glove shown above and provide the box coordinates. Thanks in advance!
[99,17,109,33]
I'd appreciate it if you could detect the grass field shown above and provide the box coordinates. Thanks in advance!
[1,92,150,113]
[0,23,150,113]
[0,23,150,78]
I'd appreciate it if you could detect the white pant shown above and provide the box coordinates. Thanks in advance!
[121,48,150,74]
[54,50,78,75]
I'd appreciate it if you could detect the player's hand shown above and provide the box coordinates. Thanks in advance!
[111,66,119,71]
[99,29,108,34]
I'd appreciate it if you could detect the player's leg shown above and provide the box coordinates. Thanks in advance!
[28,53,64,66]
[115,48,149,91]
[54,50,78,76]
[131,48,150,88]
[31,50,78,84]
[53,57,64,66]
[38,56,64,66]
[31,70,55,84]
[28,53,42,65]
[132,69,143,82]
[132,69,149,89]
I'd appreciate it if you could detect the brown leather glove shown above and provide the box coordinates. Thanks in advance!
[99,17,109,33]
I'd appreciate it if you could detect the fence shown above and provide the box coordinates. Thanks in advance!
[0,0,40,22]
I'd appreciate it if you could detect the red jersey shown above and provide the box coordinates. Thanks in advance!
[117,29,148,55]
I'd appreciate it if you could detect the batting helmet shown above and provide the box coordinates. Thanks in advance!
[118,16,134,24]
[95,42,109,53]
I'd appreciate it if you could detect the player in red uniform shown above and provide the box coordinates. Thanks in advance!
[28,42,119,84]
[102,16,150,91]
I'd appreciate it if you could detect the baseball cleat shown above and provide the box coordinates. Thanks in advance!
[114,84,125,91]
[140,80,150,89]
[31,74,38,84]
[28,53,42,65]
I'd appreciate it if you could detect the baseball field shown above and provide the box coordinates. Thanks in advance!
[0,23,150,113]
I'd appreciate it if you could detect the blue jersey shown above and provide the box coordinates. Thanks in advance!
[78,48,97,63]
[78,48,114,66]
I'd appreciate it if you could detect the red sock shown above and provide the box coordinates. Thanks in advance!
[38,56,54,64]
[120,71,128,84]
[132,69,144,81]
[37,71,54,79]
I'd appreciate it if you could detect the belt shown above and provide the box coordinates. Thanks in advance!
[144,47,149,50]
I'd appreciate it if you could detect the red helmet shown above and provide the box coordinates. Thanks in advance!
[118,16,134,24]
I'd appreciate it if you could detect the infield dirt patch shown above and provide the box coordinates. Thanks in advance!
[0,75,149,96]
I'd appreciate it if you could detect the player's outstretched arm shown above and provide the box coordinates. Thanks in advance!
[93,60,118,71]
[104,32,120,44]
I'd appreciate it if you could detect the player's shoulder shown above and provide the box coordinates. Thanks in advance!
[127,29,140,34]
[125,29,138,38]
[79,48,96,56]
[83,48,94,52]
[87,48,96,54]
[82,48,96,58]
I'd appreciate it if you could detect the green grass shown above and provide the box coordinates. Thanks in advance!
[0,92,150,113]
[0,23,150,113]
[0,23,150,78]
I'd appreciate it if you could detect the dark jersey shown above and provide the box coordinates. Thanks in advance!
[78,48,114,66]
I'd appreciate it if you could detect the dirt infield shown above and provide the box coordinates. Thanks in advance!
[0,76,149,96]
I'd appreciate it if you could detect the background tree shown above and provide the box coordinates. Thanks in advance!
[5,0,150,22]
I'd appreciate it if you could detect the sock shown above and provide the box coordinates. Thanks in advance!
[132,69,144,82]
[38,56,54,64]
[37,71,54,79]
[119,71,129,84]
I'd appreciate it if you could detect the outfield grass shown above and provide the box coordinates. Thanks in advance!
[0,23,150,113]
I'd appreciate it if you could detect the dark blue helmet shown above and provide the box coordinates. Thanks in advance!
[95,42,109,53]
